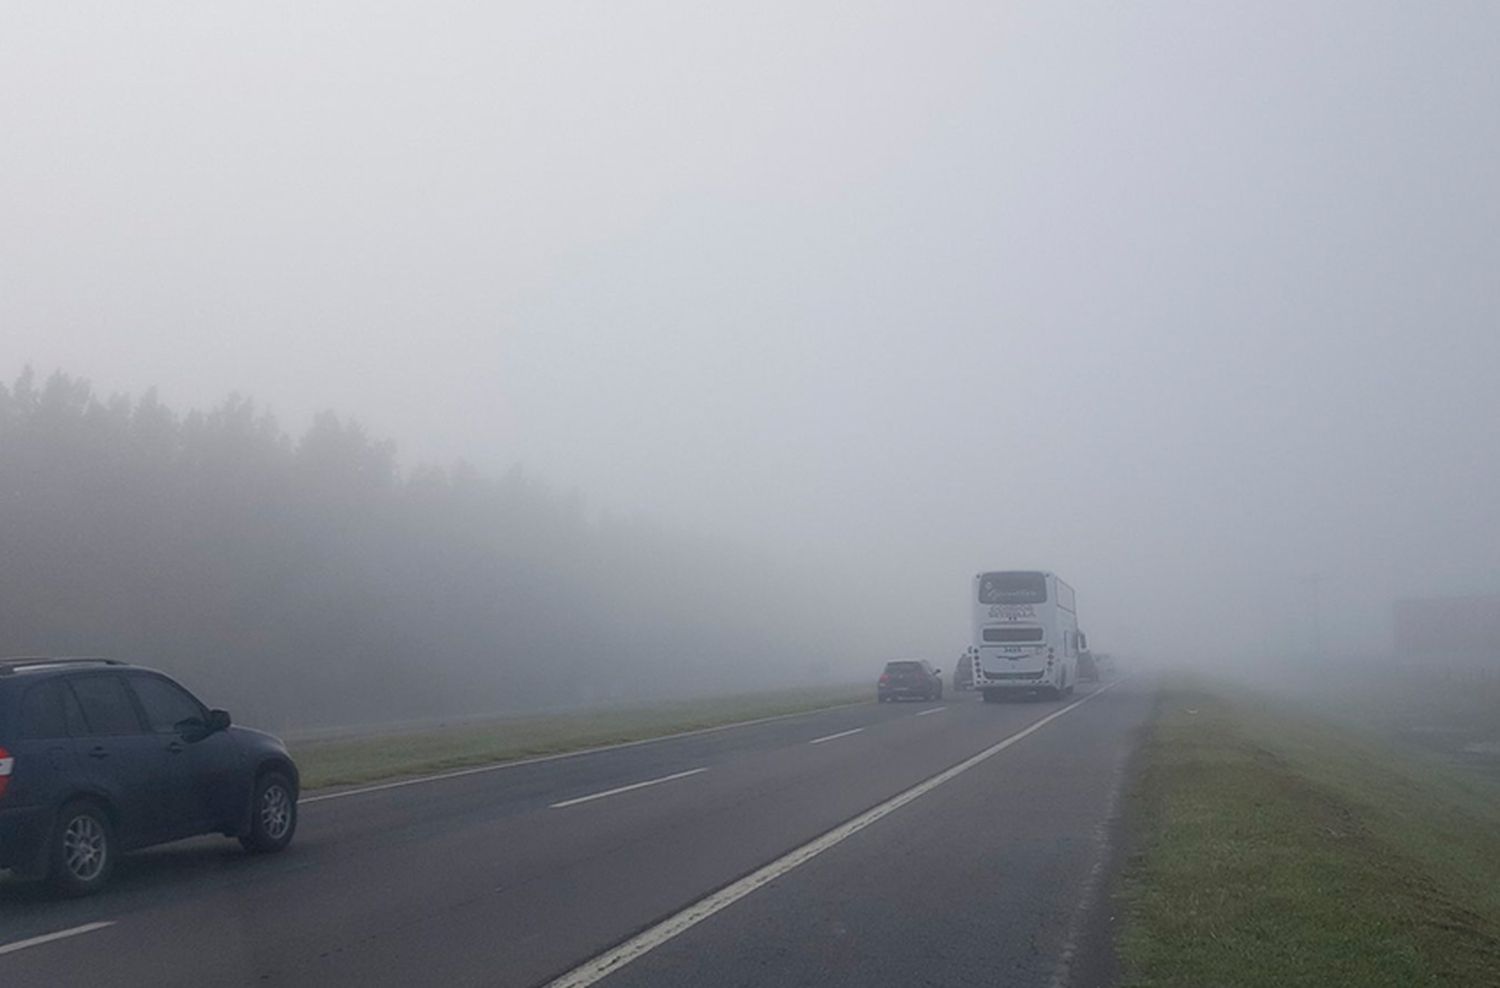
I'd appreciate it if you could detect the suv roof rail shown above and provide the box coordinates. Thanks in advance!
[0,656,126,676]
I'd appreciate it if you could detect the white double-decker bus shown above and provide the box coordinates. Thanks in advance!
[968,570,1080,702]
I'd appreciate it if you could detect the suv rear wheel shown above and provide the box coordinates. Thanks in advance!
[240,772,297,854]
[50,800,115,896]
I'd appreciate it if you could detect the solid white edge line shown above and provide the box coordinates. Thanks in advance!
[808,727,864,745]
[0,921,116,958]
[300,700,868,805]
[542,679,1127,988]
[914,706,948,717]
[549,767,709,809]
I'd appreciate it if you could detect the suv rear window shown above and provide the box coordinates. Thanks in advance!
[20,681,90,739]
[884,661,923,672]
[69,676,146,736]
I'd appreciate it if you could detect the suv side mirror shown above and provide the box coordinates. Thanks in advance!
[933,668,942,675]
[207,709,231,733]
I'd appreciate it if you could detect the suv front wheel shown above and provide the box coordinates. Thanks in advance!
[241,771,297,854]
[50,800,116,896]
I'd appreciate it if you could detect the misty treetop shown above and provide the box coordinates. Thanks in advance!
[0,369,843,729]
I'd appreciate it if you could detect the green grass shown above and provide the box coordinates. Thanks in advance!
[1119,683,1500,988]
[293,685,868,790]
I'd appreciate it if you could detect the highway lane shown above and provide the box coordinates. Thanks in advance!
[593,682,1146,988]
[0,680,1150,987]
[0,694,934,942]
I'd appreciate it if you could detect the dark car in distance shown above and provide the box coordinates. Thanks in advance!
[877,660,943,702]
[1076,631,1099,683]
[0,657,300,895]
[952,650,975,692]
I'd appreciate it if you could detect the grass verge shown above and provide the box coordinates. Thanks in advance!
[293,684,868,791]
[1118,683,1500,988]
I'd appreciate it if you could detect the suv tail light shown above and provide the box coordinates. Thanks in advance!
[0,746,12,800]
[879,674,890,684]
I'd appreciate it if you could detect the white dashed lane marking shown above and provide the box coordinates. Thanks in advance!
[549,768,708,809]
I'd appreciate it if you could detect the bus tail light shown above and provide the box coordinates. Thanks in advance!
[0,747,12,800]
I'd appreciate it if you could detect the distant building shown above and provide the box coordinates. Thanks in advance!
[1393,596,1500,667]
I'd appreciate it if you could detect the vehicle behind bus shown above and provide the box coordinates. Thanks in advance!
[971,570,1079,702]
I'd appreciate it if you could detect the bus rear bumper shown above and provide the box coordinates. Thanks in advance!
[977,669,1055,689]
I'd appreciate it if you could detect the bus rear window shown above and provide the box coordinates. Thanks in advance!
[983,627,1045,643]
[978,572,1047,605]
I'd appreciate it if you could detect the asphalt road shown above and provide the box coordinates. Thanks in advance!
[0,678,1152,987]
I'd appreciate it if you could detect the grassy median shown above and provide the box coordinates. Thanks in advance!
[293,684,868,790]
[1118,683,1500,988]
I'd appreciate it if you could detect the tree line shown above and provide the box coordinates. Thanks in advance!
[0,369,851,730]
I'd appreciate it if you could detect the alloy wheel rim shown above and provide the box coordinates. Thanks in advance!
[64,814,107,881]
[260,784,292,840]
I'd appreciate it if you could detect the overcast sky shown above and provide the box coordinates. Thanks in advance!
[4,3,1497,663]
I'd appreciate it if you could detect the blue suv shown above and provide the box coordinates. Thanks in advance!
[0,657,300,895]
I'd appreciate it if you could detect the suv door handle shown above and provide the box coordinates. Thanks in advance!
[88,745,109,759]
[166,741,183,754]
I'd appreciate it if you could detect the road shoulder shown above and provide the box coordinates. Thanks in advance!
[1058,683,1154,988]
[1116,681,1500,988]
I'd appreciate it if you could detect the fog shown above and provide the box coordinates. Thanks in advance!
[3,3,1498,719]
